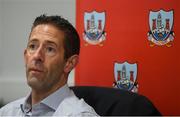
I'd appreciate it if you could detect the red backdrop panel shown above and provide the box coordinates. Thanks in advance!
[75,0,180,115]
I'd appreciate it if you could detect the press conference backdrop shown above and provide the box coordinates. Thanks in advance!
[0,0,179,116]
[75,0,180,115]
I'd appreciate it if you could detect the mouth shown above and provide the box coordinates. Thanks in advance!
[29,68,44,74]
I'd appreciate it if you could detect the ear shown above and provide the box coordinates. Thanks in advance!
[64,55,79,73]
[24,49,27,63]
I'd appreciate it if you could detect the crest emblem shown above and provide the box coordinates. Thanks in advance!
[113,62,138,93]
[148,9,174,47]
[83,11,106,46]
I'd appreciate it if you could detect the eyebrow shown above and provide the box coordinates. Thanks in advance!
[27,39,38,45]
[45,40,58,48]
[28,39,58,48]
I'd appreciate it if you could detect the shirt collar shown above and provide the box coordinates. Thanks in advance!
[21,93,32,114]
[42,84,71,110]
[21,84,71,113]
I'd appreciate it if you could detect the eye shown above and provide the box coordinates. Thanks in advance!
[27,42,38,53]
[28,44,36,50]
[45,46,56,56]
[46,46,55,52]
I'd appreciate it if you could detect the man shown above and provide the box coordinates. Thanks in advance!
[0,14,98,116]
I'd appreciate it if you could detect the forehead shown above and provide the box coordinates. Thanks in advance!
[29,24,65,45]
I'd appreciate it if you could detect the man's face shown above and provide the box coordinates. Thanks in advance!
[24,24,67,91]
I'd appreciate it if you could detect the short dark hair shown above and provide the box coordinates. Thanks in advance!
[31,14,80,59]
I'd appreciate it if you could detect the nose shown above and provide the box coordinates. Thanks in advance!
[32,46,45,64]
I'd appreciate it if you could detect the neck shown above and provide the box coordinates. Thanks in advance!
[31,76,67,105]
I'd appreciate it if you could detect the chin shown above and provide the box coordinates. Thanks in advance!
[27,77,43,89]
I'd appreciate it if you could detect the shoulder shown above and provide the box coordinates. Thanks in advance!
[54,90,98,116]
[0,97,25,116]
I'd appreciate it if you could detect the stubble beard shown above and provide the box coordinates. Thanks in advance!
[26,63,64,93]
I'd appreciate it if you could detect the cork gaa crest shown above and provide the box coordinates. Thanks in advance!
[148,9,174,47]
[113,62,138,93]
[83,11,106,45]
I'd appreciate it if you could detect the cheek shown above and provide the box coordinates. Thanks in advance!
[47,57,65,73]
[24,52,28,64]
[24,53,32,65]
